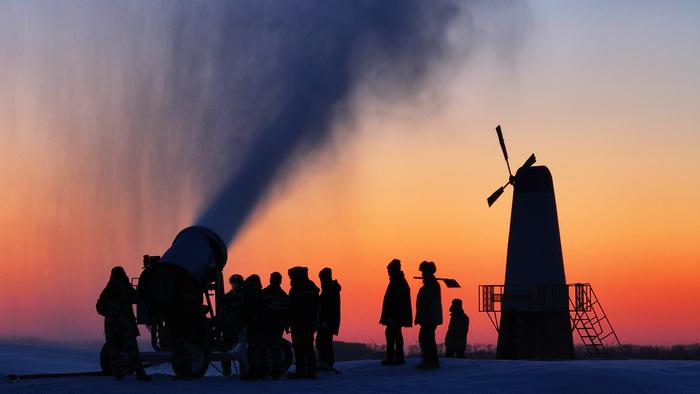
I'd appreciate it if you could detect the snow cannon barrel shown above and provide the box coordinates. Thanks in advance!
[160,226,227,284]
[137,226,227,326]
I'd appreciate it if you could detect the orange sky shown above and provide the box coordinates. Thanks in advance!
[0,2,699,346]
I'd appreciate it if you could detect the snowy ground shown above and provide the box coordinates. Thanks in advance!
[1,343,699,393]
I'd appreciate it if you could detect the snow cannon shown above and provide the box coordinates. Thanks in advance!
[115,226,231,379]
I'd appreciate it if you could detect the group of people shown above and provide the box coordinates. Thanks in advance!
[223,266,341,380]
[96,258,468,382]
[380,259,469,369]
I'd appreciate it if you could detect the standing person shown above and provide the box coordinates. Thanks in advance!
[241,274,267,380]
[223,274,245,350]
[415,261,442,370]
[287,266,320,379]
[445,298,469,358]
[379,259,412,366]
[96,266,151,381]
[262,272,290,379]
[316,267,341,372]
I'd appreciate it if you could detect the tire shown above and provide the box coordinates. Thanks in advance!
[272,339,294,376]
[171,343,209,379]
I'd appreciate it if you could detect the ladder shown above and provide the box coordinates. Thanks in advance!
[569,283,621,358]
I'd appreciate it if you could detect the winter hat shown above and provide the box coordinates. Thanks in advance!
[387,259,401,272]
[270,272,282,285]
[245,274,262,291]
[110,266,128,282]
[319,267,332,281]
[418,260,436,275]
[450,298,464,313]
[288,266,309,281]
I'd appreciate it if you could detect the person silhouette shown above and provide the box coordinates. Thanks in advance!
[415,261,442,369]
[445,298,469,358]
[239,274,269,380]
[379,259,412,366]
[96,266,151,381]
[223,274,245,350]
[317,267,341,372]
[287,266,320,379]
[262,272,290,379]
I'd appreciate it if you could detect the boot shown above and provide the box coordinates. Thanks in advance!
[307,363,318,379]
[381,347,395,365]
[287,364,307,379]
[391,351,406,366]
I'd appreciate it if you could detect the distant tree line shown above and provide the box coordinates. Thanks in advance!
[2,337,699,361]
[332,341,700,361]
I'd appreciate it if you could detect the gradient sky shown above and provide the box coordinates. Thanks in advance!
[0,1,698,347]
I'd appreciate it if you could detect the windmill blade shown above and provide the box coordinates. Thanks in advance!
[520,153,537,169]
[487,186,506,207]
[496,125,513,177]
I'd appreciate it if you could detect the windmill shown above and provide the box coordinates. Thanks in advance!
[484,125,575,359]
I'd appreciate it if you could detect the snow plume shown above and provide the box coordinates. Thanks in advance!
[186,1,460,245]
[0,1,525,248]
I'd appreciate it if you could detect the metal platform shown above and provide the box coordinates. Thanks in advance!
[479,283,621,358]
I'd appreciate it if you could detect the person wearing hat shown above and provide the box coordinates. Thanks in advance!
[415,261,442,369]
[96,266,151,381]
[379,259,412,366]
[240,274,268,380]
[445,298,469,358]
[261,272,290,378]
[317,267,341,372]
[223,274,245,349]
[287,266,320,379]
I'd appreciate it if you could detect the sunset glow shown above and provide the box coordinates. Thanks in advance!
[1,1,698,347]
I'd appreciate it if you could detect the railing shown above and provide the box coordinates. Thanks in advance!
[478,283,621,358]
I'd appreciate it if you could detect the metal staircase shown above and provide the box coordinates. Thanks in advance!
[569,283,621,358]
[478,283,621,358]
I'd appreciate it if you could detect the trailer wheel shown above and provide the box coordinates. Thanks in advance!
[270,339,294,376]
[171,343,209,379]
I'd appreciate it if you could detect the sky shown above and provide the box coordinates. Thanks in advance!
[0,1,698,347]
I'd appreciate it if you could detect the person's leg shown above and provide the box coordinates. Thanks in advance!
[290,329,307,377]
[457,347,466,359]
[328,334,335,368]
[386,325,404,365]
[445,347,454,358]
[418,324,428,365]
[315,330,327,368]
[383,326,395,364]
[317,331,334,368]
[124,337,149,380]
[108,339,127,380]
[427,324,439,367]
[307,330,318,378]
[395,327,405,363]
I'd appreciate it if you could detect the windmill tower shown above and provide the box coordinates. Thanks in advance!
[486,125,574,359]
